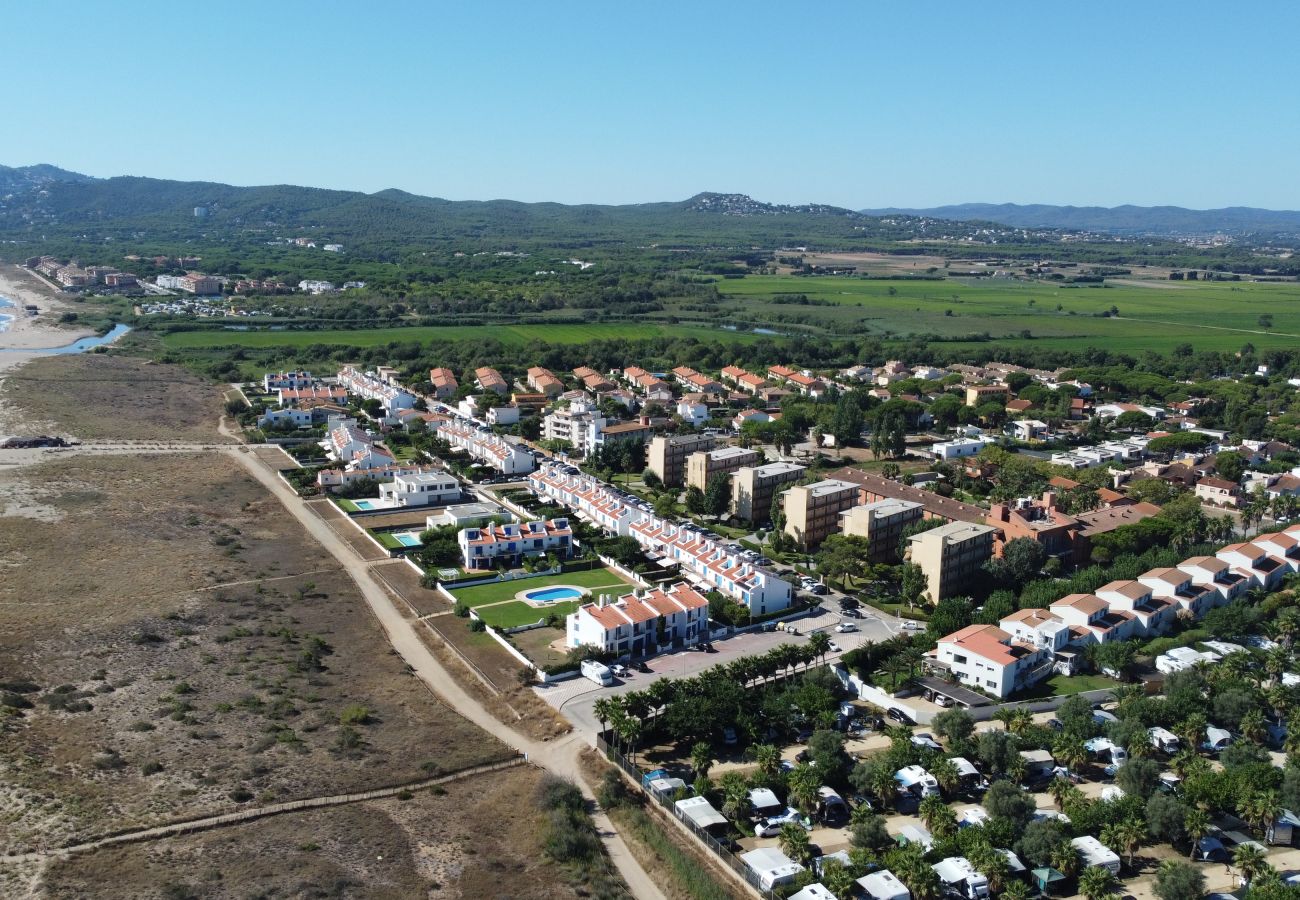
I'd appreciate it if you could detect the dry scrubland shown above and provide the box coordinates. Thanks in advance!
[0,353,230,441]
[38,764,582,900]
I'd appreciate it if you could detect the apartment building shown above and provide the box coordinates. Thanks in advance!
[647,433,715,487]
[573,366,616,392]
[839,498,923,563]
[566,582,709,655]
[670,366,725,395]
[964,384,1008,407]
[474,366,509,396]
[263,371,315,392]
[907,521,996,602]
[459,518,572,570]
[685,446,761,492]
[316,462,437,491]
[933,624,1053,698]
[986,492,1084,565]
[338,366,416,415]
[277,385,348,406]
[782,479,859,549]
[429,367,459,399]
[831,467,987,525]
[439,423,535,475]
[623,366,673,400]
[732,462,806,524]
[529,466,639,536]
[542,400,606,456]
[720,365,767,394]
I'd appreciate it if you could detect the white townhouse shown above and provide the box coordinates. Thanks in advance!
[258,407,314,430]
[1217,541,1287,591]
[377,471,462,508]
[317,462,436,491]
[1254,529,1300,574]
[338,365,416,416]
[263,371,315,392]
[1138,567,1217,618]
[440,423,535,475]
[566,582,709,655]
[348,446,398,471]
[528,468,638,536]
[1094,580,1179,637]
[1176,556,1251,606]
[1048,594,1140,644]
[322,418,375,462]
[458,518,572,570]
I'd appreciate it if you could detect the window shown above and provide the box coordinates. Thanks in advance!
[952,654,968,665]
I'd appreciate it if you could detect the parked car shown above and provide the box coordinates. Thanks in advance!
[835,622,858,633]
[810,584,829,596]
[722,726,738,746]
[901,621,924,631]
[887,707,916,725]
[827,640,842,653]
[610,664,629,678]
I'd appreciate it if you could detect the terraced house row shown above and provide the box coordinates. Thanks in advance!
[932,523,1300,697]
[437,422,536,475]
[528,464,793,615]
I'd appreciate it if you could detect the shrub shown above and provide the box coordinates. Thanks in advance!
[339,704,372,726]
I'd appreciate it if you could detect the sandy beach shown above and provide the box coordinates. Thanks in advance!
[0,265,99,375]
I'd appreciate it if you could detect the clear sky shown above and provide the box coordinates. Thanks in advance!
[5,0,1298,209]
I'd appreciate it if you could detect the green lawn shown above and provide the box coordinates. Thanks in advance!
[1014,673,1119,700]
[159,321,767,350]
[476,599,585,629]
[449,566,633,608]
[334,498,360,513]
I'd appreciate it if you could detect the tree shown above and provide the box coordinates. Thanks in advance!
[820,857,856,900]
[849,812,892,852]
[779,821,812,865]
[899,563,927,608]
[932,708,975,750]
[1016,819,1066,867]
[976,729,1019,776]
[1233,843,1269,886]
[1146,792,1188,845]
[887,844,941,900]
[1090,640,1136,679]
[1115,817,1147,868]
[1242,791,1282,839]
[1153,859,1205,900]
[817,534,871,588]
[690,741,712,780]
[986,537,1047,587]
[1049,840,1081,878]
[703,473,732,517]
[1001,881,1032,900]
[985,780,1036,829]
[1116,759,1162,800]
[1114,410,1155,432]
[807,729,853,789]
[684,486,707,515]
[788,762,821,815]
[1053,737,1090,775]
[1215,451,1247,484]
[719,771,753,821]
[1184,807,1210,859]
[929,756,961,797]
[1078,865,1117,900]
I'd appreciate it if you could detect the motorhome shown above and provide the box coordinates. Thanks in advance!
[581,659,614,686]
[932,857,990,899]
[895,765,940,798]
[1148,727,1181,754]
[950,757,989,793]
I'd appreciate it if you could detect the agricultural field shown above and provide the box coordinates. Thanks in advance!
[710,273,1300,353]
[158,321,765,351]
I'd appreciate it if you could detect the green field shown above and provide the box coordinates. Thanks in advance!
[476,599,584,628]
[449,567,632,608]
[713,274,1300,353]
[159,321,765,350]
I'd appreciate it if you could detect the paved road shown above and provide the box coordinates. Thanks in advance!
[226,442,669,900]
[542,605,902,733]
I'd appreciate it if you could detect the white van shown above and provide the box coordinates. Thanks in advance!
[581,659,614,686]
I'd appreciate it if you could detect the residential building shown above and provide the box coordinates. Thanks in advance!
[337,366,416,415]
[277,385,348,406]
[839,498,923,563]
[720,365,767,394]
[1254,530,1300,574]
[316,462,436,491]
[907,521,996,602]
[566,582,709,654]
[670,366,724,395]
[526,366,564,398]
[595,420,653,453]
[1138,567,1217,618]
[986,493,1084,565]
[831,467,988,525]
[933,624,1052,698]
[1048,594,1138,644]
[322,418,375,463]
[685,446,760,492]
[1176,556,1250,606]
[474,366,509,396]
[1218,541,1286,590]
[1095,580,1178,636]
[931,437,986,461]
[732,408,772,432]
[623,366,673,400]
[731,462,806,524]
[263,371,315,392]
[459,518,572,570]
[377,472,462,508]
[782,479,859,549]
[1009,419,1049,442]
[439,422,535,474]
[965,384,1008,407]
[1195,476,1241,507]
[647,433,715,487]
[429,367,459,399]
[297,279,336,294]
[573,366,616,393]
[542,400,607,456]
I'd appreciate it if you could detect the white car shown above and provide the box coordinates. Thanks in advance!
[828,640,842,653]
[835,622,858,633]
[901,621,924,631]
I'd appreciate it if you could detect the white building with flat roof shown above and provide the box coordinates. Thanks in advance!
[377,471,462,507]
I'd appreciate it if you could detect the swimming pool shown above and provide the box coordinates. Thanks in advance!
[352,499,381,510]
[524,586,584,603]
[393,533,422,547]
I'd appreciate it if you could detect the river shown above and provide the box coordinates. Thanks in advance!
[0,294,132,353]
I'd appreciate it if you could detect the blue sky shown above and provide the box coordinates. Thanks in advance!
[5,1,1298,208]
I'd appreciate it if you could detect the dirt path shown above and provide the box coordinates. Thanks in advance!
[226,444,669,900]
[3,758,525,866]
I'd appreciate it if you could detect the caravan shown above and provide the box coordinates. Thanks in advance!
[1148,727,1181,754]
[932,857,990,899]
[895,765,941,798]
[1084,737,1128,767]
[1071,836,1121,875]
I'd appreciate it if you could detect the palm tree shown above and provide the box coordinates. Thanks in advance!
[1054,737,1090,775]
[788,762,821,816]
[880,655,910,692]
[1109,683,1145,710]
[1048,775,1077,811]
[1266,684,1295,722]
[1184,807,1210,860]
[1240,708,1269,747]
[808,631,831,665]
[779,821,812,865]
[1176,712,1207,753]
[719,772,753,822]
[929,756,960,797]
[1233,842,1269,886]
[1001,880,1031,900]
[593,697,615,736]
[870,764,899,811]
[749,743,781,780]
[1116,817,1146,869]
[890,847,941,900]
[820,858,856,900]
[919,794,957,839]
[1100,821,1125,859]
[1242,791,1281,839]
[968,843,1010,895]
[690,741,713,780]
[1006,752,1028,785]
[1078,865,1117,900]
[1049,840,1080,879]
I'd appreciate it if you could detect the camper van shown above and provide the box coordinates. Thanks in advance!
[1148,727,1181,754]
[932,856,990,899]
[581,659,614,686]
[895,765,941,798]
[1084,737,1129,767]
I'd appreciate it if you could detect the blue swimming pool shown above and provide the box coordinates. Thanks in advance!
[352,499,381,510]
[394,533,422,547]
[525,586,583,603]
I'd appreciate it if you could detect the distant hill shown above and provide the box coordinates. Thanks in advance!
[862,202,1300,239]
[0,165,1072,252]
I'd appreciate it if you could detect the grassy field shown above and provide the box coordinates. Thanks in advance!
[158,321,766,350]
[478,599,584,628]
[712,274,1300,353]
[450,567,633,608]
